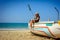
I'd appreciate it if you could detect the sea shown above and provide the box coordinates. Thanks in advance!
[0,23,28,30]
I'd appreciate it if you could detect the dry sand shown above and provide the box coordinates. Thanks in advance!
[0,30,56,40]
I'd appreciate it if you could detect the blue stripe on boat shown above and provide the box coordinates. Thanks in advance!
[34,28,52,37]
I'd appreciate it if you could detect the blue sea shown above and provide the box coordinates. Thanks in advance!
[0,23,28,29]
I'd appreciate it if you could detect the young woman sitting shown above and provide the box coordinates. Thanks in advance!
[30,12,40,29]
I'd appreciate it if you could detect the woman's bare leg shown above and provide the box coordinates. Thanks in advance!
[30,21,33,28]
[30,20,34,29]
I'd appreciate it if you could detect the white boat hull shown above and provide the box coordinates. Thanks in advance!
[29,21,60,38]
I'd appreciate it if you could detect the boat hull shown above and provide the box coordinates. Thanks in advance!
[29,21,60,38]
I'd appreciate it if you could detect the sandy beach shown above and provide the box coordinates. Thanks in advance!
[0,30,55,40]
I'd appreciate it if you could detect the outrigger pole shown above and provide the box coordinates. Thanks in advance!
[54,7,59,20]
[28,4,34,16]
[28,4,34,28]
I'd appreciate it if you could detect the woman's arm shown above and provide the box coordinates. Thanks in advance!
[35,17,39,20]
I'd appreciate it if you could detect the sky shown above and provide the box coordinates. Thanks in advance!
[0,0,60,23]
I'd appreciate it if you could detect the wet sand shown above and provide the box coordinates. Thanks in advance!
[0,30,55,40]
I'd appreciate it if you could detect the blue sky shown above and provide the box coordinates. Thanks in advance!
[0,0,60,23]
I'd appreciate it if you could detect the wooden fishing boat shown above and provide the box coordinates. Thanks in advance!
[29,21,60,38]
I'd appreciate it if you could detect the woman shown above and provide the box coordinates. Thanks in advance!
[30,12,40,29]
